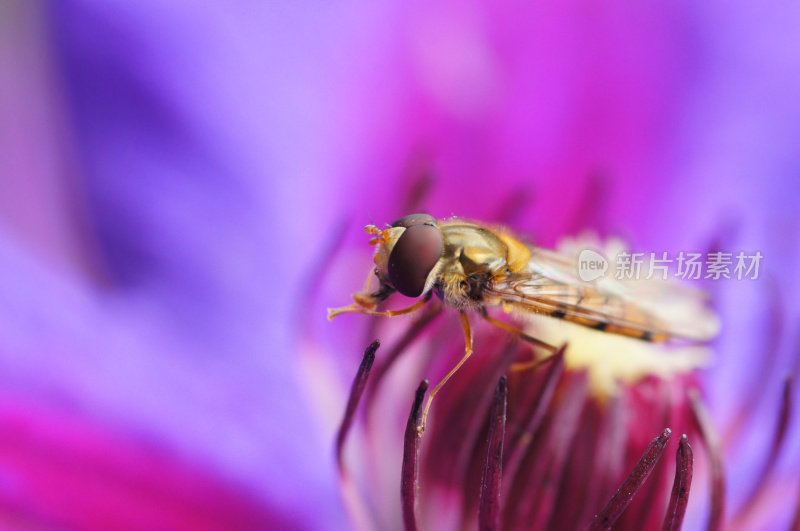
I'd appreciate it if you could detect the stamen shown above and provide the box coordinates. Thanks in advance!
[445,340,519,489]
[791,481,800,531]
[479,377,508,531]
[502,348,568,525]
[793,326,800,377]
[296,216,351,335]
[589,428,672,531]
[571,395,626,529]
[334,340,380,531]
[736,375,793,523]
[689,389,725,531]
[567,171,610,235]
[510,370,588,525]
[401,165,434,213]
[402,380,428,531]
[365,301,442,408]
[505,346,566,480]
[632,380,674,530]
[661,434,694,531]
[492,186,534,225]
[336,340,380,471]
[723,280,784,443]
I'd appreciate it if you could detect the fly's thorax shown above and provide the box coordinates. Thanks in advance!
[440,223,512,272]
[428,222,515,308]
[494,230,531,273]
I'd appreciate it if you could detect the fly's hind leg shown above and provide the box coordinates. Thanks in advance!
[508,355,560,373]
[418,311,473,434]
[478,308,559,373]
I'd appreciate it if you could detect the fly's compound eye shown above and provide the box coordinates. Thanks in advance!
[387,224,444,297]
[391,213,438,228]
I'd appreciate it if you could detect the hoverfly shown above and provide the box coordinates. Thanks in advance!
[328,213,718,431]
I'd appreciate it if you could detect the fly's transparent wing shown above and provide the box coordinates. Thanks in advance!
[484,246,719,343]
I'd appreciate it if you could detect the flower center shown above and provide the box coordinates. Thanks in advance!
[526,314,710,398]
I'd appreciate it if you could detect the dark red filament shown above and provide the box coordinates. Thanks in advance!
[504,345,566,482]
[366,301,441,406]
[335,340,379,472]
[689,389,725,531]
[661,434,694,531]
[479,376,508,531]
[791,482,800,531]
[739,375,793,521]
[402,380,428,531]
[589,428,672,531]
[723,280,784,444]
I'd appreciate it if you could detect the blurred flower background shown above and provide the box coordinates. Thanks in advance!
[1,0,799,529]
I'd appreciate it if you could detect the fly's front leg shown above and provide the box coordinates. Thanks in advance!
[328,224,397,320]
[328,290,431,321]
[418,311,474,434]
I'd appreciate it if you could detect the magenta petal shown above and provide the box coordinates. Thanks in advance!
[0,397,292,529]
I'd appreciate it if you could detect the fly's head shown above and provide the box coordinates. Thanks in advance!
[366,213,445,301]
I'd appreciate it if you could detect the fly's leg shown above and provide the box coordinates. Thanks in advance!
[360,264,375,294]
[508,352,561,373]
[418,311,473,434]
[328,292,431,321]
[327,226,393,320]
[479,309,556,352]
[478,308,559,372]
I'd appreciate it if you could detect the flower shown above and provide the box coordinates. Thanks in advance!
[299,1,800,528]
[326,218,728,529]
[1,1,799,529]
